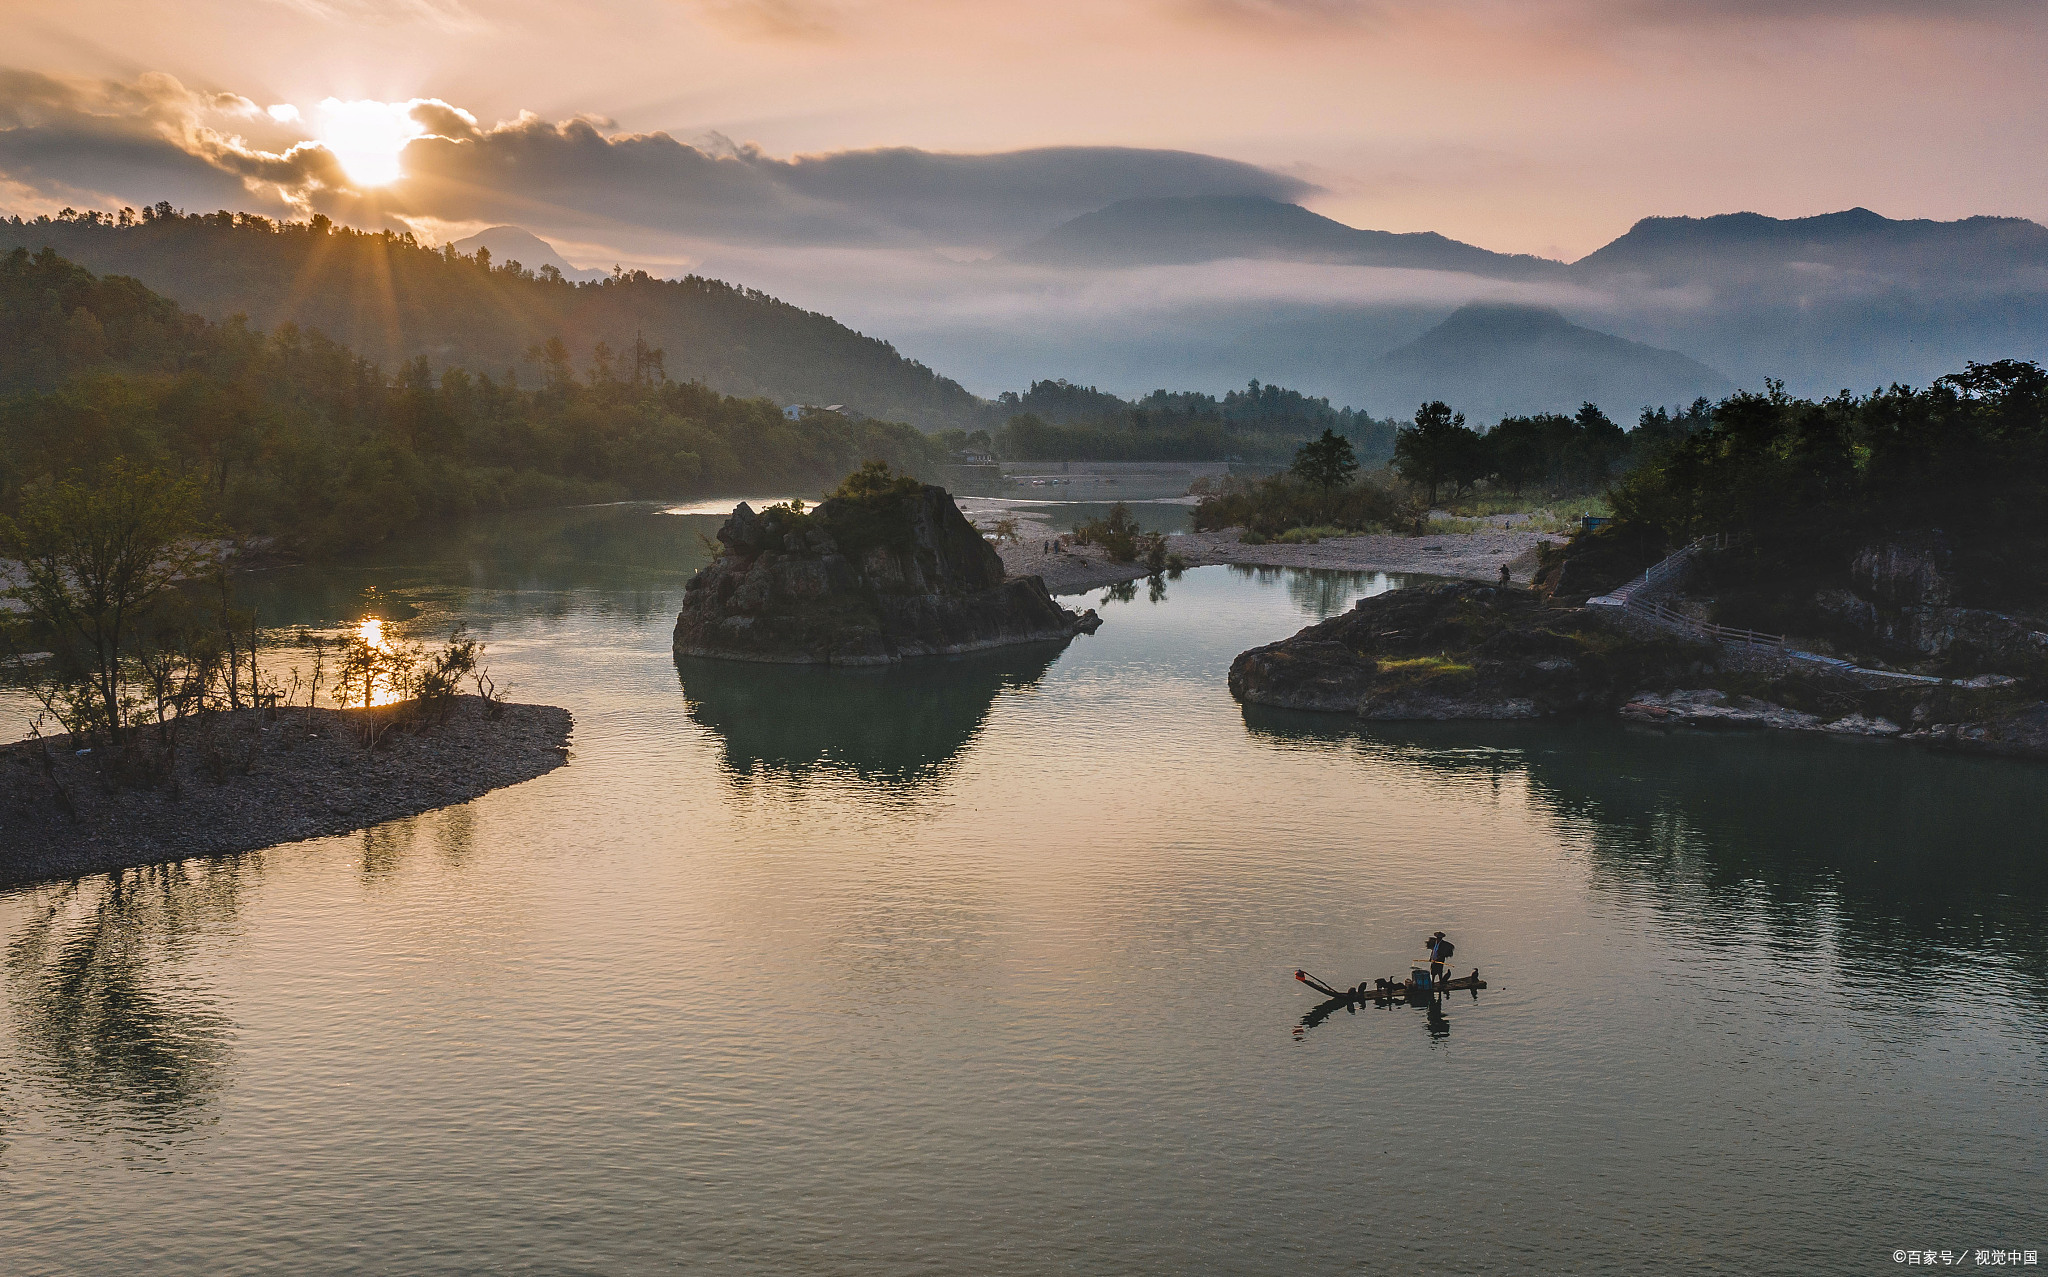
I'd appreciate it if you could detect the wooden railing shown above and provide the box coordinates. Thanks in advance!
[1589,535,1950,683]
[1625,595,1786,650]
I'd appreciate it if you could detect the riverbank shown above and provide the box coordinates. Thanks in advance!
[997,526,1559,594]
[1228,580,2048,759]
[0,696,572,887]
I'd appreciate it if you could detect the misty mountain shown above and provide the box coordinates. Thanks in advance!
[448,226,610,282]
[1571,207,2048,283]
[0,211,983,429]
[1572,208,2048,394]
[1368,304,1732,423]
[1009,197,1561,279]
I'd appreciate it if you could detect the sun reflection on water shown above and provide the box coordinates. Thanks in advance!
[352,617,402,707]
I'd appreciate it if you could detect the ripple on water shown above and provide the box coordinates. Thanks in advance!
[1,508,2043,1276]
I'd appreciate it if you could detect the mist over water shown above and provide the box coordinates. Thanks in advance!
[2,503,2043,1274]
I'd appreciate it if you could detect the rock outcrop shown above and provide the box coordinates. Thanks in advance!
[1803,539,2048,663]
[1228,581,1711,718]
[674,487,1099,665]
[1618,689,1903,736]
[1852,535,1955,607]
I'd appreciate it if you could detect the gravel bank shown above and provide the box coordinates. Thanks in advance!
[998,527,1562,595]
[0,696,571,887]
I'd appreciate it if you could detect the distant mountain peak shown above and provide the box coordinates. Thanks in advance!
[1370,302,1730,422]
[448,226,608,281]
[1577,207,2048,275]
[1010,195,1560,279]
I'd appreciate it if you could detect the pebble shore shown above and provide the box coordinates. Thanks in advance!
[0,696,572,887]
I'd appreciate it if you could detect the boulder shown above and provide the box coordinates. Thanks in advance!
[675,489,1099,665]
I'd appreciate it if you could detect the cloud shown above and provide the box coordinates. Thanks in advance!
[374,117,1313,249]
[1181,0,2043,26]
[0,70,354,215]
[0,70,1312,250]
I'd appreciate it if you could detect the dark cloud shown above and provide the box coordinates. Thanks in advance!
[0,69,1312,249]
[0,69,341,216]
[376,116,1313,248]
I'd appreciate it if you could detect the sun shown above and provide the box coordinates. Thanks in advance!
[315,98,425,188]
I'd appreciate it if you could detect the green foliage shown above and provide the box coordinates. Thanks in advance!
[1390,398,1692,507]
[801,461,935,561]
[1608,363,2048,609]
[1290,429,1359,494]
[829,459,925,504]
[1072,501,1146,562]
[1392,401,1484,506]
[0,208,982,429]
[1274,525,1353,544]
[0,462,214,742]
[0,248,948,554]
[989,379,1402,464]
[1192,471,1414,540]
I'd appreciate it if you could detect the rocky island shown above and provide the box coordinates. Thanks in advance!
[1230,534,2048,760]
[1229,581,1710,720]
[674,465,1099,665]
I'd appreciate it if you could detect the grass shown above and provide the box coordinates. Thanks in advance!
[1430,494,1612,535]
[1372,653,1477,691]
[1274,525,1357,544]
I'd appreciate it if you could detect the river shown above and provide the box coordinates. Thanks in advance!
[2,501,2043,1274]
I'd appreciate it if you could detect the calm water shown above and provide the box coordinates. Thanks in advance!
[2,503,2044,1275]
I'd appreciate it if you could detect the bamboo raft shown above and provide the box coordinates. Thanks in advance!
[1294,966,1487,1005]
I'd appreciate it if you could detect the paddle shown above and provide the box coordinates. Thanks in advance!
[1294,969,1346,999]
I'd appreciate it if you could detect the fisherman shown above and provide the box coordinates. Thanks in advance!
[1426,931,1455,990]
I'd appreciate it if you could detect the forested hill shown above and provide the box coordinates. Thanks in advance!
[0,207,984,430]
[0,246,945,552]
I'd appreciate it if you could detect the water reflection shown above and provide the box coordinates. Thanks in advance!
[1225,566,1410,619]
[676,643,1064,793]
[1294,981,1479,1041]
[4,862,242,1137]
[228,502,713,640]
[1241,709,2048,1001]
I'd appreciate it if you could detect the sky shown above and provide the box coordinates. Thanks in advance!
[5,0,2046,267]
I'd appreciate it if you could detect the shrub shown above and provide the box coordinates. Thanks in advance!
[1073,502,1144,561]
[1193,471,1413,540]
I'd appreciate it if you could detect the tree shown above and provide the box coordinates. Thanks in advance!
[0,463,212,741]
[1393,401,1479,506]
[1574,402,1629,485]
[1291,428,1359,496]
[1487,416,1549,494]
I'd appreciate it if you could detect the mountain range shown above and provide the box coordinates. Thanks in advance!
[5,197,2044,429]
[0,213,982,429]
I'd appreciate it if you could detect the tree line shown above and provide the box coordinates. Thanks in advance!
[1390,397,1712,505]
[1609,363,2048,608]
[0,246,944,552]
[950,379,1405,464]
[1,205,982,429]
